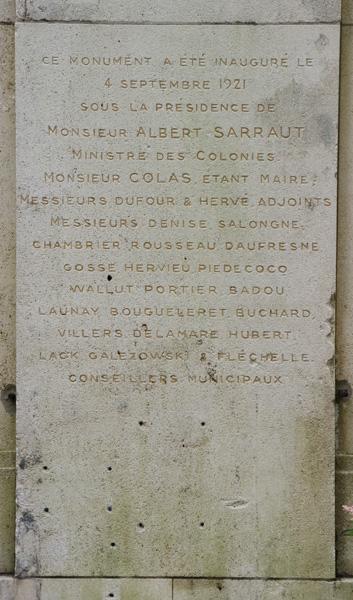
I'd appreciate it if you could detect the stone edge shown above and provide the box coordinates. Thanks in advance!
[0,578,353,599]
[343,0,353,24]
[15,0,341,24]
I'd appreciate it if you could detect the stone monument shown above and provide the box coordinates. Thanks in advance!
[15,3,340,581]
[2,0,353,598]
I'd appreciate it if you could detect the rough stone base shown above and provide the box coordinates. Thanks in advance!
[174,579,353,599]
[1,578,353,600]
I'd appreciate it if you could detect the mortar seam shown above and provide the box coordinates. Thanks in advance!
[14,20,341,25]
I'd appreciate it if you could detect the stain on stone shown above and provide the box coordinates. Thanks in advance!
[207,363,217,382]
[1,383,16,415]
[301,0,338,21]
[221,499,249,510]
[19,458,26,470]
[336,380,352,402]
[326,292,335,339]
[36,580,42,600]
[315,33,329,49]
[216,581,224,591]
[16,510,41,577]
[257,68,338,152]
[20,511,36,530]
[316,113,335,148]
[18,451,42,470]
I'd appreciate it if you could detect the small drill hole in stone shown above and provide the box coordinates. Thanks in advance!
[107,466,112,471]
[138,522,145,530]
[216,582,223,591]
[138,421,145,426]
[107,505,113,512]
[201,422,206,427]
[110,542,116,548]
[43,466,48,470]
[200,522,205,528]
[107,275,113,281]
[44,507,49,513]
[108,595,115,598]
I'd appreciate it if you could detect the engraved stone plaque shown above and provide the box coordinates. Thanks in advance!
[16,23,339,578]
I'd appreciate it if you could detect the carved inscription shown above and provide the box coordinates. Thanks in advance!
[16,24,338,577]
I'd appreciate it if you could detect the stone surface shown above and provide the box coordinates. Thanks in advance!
[336,455,353,576]
[174,579,353,600]
[342,0,353,23]
[1,578,353,600]
[0,578,172,599]
[0,1,15,22]
[0,578,15,600]
[16,22,339,578]
[335,580,353,600]
[337,23,353,454]
[0,23,15,574]
[337,23,353,577]
[15,0,341,23]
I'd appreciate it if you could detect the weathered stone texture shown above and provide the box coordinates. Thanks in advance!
[0,578,172,599]
[0,578,15,600]
[342,0,353,23]
[0,579,351,600]
[337,24,353,577]
[16,22,339,578]
[0,1,15,22]
[0,24,15,574]
[338,16,353,455]
[16,0,341,23]
[335,580,353,600]
[174,580,353,600]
